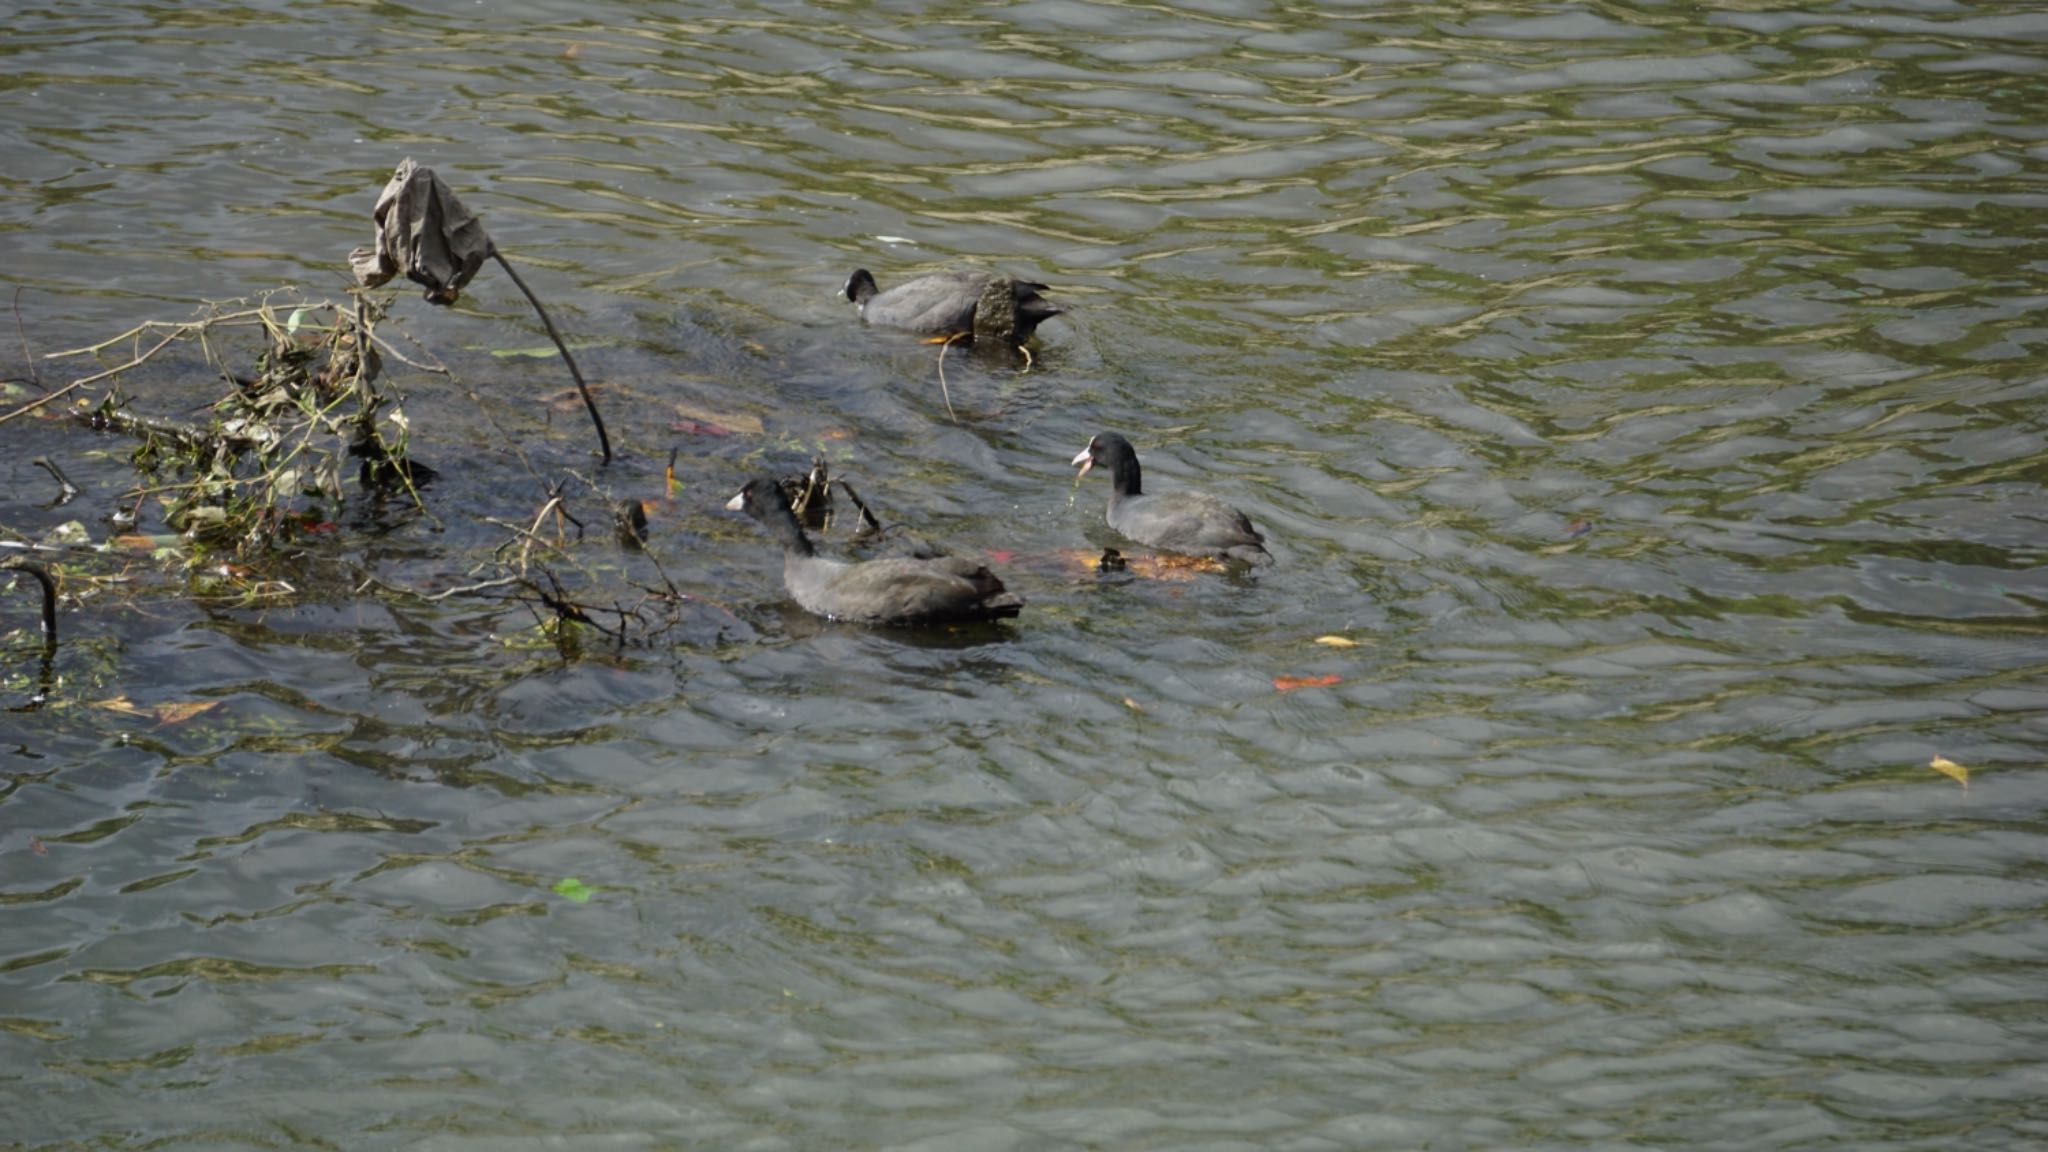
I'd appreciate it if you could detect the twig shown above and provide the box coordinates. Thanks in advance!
[1,559,58,657]
[31,458,81,506]
[419,575,525,602]
[935,332,964,423]
[0,328,184,427]
[491,249,612,465]
[12,287,41,392]
[367,332,449,376]
[372,316,541,487]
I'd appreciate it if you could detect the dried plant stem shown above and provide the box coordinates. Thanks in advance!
[0,329,183,426]
[491,250,612,465]
[934,331,966,423]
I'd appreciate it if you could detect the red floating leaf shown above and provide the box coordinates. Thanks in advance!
[1274,674,1342,692]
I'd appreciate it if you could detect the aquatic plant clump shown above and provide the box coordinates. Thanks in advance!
[51,296,419,556]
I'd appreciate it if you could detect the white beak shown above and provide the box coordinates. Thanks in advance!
[1071,445,1093,475]
[725,491,745,511]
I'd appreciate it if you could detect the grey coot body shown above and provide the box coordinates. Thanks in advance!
[725,477,1024,624]
[842,268,1061,345]
[1071,433,1272,565]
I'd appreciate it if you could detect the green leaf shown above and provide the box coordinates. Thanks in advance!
[552,877,595,903]
[286,307,307,335]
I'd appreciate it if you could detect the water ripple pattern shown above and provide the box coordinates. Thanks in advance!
[3,1,2048,1149]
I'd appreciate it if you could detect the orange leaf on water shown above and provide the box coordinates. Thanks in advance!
[1274,674,1342,692]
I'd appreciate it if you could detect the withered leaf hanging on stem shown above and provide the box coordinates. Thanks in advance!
[347,157,612,463]
[349,158,493,305]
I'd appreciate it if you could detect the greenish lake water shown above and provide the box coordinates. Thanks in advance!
[4,1,2048,1148]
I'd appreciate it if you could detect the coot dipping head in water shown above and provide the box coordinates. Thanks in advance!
[842,267,1061,346]
[726,476,1025,624]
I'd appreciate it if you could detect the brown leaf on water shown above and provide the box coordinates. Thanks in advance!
[1275,674,1342,692]
[151,701,220,725]
[1134,554,1228,579]
[1930,755,1969,790]
[95,697,220,725]
[30,837,47,855]
[1051,549,1229,581]
[674,403,763,436]
[562,42,582,60]
[669,420,734,437]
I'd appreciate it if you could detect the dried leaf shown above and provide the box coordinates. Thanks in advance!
[1275,674,1342,692]
[1314,635,1358,648]
[151,700,220,725]
[669,420,734,437]
[673,403,763,436]
[94,697,220,725]
[1051,549,1228,581]
[1930,755,1969,790]
[30,837,48,855]
[1565,518,1592,538]
[1123,697,1144,713]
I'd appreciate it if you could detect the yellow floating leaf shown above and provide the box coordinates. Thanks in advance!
[152,700,221,725]
[95,695,148,717]
[1314,635,1358,648]
[1122,697,1144,713]
[1930,755,1968,790]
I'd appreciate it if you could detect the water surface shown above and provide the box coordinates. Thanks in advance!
[4,1,2048,1148]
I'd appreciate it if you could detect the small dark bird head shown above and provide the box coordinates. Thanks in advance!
[842,268,879,304]
[1071,432,1141,495]
[725,475,813,554]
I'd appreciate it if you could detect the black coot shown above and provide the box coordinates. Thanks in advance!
[842,268,1061,346]
[725,477,1024,624]
[1071,432,1272,565]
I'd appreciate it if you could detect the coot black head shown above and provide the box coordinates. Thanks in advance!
[726,475,815,557]
[842,268,879,304]
[1071,432,1142,497]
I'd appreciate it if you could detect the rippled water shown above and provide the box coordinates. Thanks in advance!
[5,1,2048,1147]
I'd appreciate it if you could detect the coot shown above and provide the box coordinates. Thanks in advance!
[842,268,1061,346]
[1071,432,1272,565]
[725,477,1025,624]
